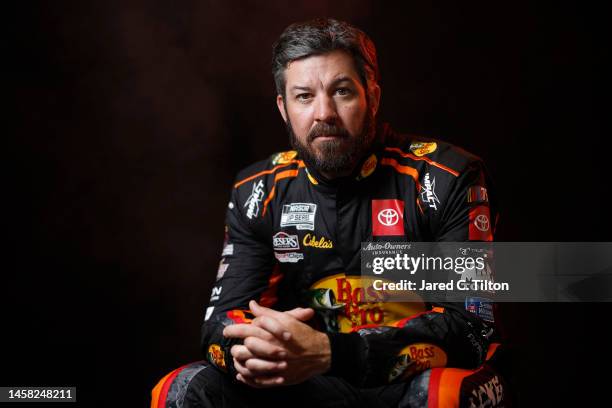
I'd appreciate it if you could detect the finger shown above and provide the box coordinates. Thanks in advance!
[233,357,254,378]
[236,374,278,389]
[244,336,287,359]
[249,300,291,323]
[230,344,255,361]
[285,307,315,322]
[237,373,285,388]
[253,376,285,386]
[236,373,260,388]
[223,323,275,341]
[245,358,287,374]
[252,315,291,341]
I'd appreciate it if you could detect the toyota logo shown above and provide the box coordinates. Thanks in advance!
[474,214,490,232]
[377,209,399,226]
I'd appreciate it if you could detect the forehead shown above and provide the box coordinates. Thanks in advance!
[284,50,361,87]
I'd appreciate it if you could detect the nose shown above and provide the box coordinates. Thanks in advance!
[314,94,338,123]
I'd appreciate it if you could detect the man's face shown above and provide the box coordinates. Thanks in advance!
[276,50,380,178]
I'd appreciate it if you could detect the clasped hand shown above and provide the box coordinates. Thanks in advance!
[222,300,331,388]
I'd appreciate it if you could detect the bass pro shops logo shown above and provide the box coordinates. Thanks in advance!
[309,275,426,333]
[409,141,437,157]
[389,343,448,382]
[244,180,265,219]
[336,277,389,327]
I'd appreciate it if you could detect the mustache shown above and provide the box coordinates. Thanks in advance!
[307,122,350,142]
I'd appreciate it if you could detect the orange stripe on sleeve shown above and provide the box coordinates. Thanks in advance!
[428,368,444,408]
[151,370,176,408]
[233,161,300,188]
[385,147,459,177]
[485,343,501,361]
[261,168,301,216]
[430,367,482,408]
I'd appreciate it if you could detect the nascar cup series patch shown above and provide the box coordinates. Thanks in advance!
[409,141,437,157]
[280,203,317,230]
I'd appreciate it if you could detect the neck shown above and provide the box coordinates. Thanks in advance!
[318,166,355,180]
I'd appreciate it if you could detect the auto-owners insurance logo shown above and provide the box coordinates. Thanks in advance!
[280,203,317,230]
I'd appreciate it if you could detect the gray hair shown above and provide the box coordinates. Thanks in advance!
[272,18,379,97]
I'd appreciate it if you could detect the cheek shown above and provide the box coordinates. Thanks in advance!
[339,102,367,132]
[287,107,313,139]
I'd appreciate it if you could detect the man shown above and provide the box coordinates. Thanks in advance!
[152,18,509,408]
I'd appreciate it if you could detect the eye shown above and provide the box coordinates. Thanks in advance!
[296,93,312,102]
[335,87,352,97]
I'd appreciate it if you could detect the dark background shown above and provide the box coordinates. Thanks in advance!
[6,1,610,406]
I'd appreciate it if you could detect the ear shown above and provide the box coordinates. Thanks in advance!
[276,94,288,123]
[370,83,381,116]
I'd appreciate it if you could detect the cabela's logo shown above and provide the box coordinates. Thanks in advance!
[303,233,333,249]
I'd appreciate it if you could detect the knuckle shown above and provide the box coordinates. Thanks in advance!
[245,359,257,370]
[243,337,254,348]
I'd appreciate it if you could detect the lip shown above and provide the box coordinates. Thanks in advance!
[313,134,342,140]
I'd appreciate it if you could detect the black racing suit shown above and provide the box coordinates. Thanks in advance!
[201,123,499,389]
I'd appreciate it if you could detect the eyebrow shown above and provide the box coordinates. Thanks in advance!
[289,76,358,93]
[330,76,355,87]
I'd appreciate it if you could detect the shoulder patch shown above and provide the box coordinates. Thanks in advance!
[358,154,378,180]
[271,150,297,165]
[409,141,437,157]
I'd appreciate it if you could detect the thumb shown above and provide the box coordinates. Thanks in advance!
[286,307,315,322]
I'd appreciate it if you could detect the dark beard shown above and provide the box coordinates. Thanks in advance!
[287,108,376,178]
